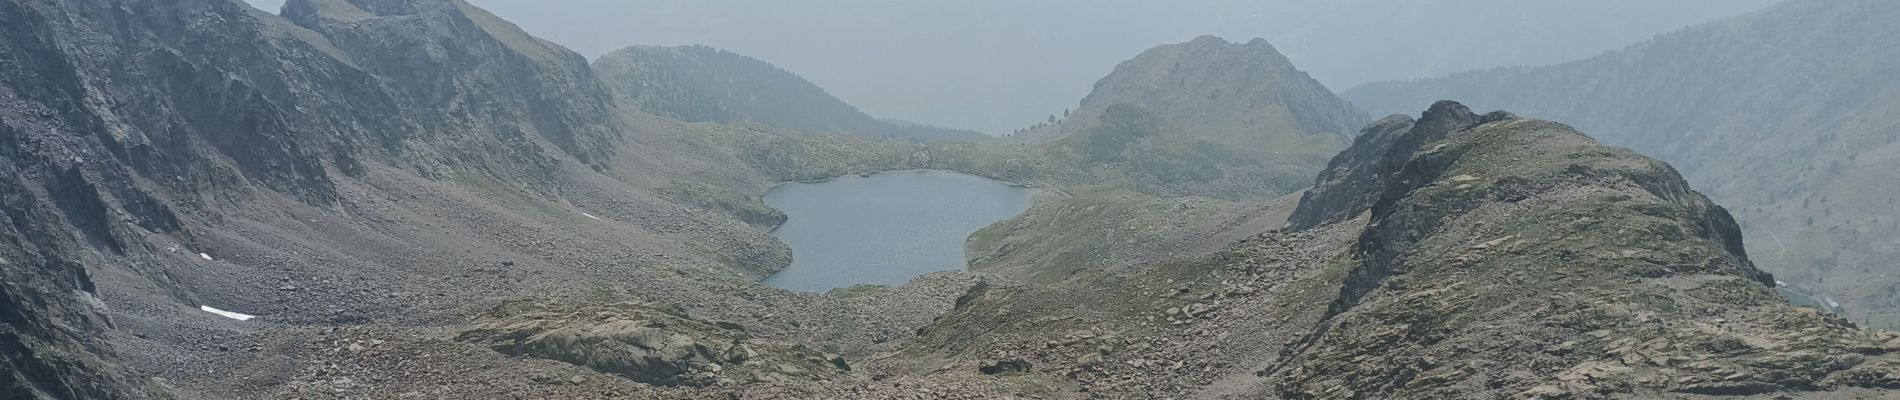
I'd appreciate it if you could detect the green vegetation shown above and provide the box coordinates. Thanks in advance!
[1071,104,1158,162]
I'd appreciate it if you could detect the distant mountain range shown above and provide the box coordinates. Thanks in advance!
[1344,0,1900,327]
[594,45,989,142]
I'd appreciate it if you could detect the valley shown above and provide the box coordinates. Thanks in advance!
[1,0,1896,399]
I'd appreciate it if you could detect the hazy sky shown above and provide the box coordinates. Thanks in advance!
[243,0,1778,134]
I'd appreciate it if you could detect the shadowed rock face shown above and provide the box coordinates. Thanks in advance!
[281,0,623,171]
[1285,101,1512,231]
[0,0,739,398]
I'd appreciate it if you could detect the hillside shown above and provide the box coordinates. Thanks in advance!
[0,0,976,398]
[1343,0,1900,328]
[6,0,1897,399]
[892,102,1900,399]
[965,187,1299,283]
[593,45,988,142]
[1015,35,1369,199]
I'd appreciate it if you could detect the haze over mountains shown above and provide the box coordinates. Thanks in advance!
[243,0,1777,135]
[7,0,1900,399]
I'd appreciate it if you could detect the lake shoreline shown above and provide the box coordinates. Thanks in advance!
[758,169,1034,292]
[770,168,1035,189]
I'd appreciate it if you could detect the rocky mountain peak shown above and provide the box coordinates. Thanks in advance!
[1266,102,1889,397]
[1341,0,1900,328]
[1063,36,1367,144]
[1284,100,1504,231]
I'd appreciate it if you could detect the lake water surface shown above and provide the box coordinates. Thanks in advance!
[761,170,1032,292]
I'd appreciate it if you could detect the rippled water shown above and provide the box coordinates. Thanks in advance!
[760,170,1032,292]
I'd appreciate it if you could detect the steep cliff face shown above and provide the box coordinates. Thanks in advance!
[1282,106,1457,231]
[0,171,150,399]
[1343,0,1900,327]
[0,0,796,398]
[594,45,988,142]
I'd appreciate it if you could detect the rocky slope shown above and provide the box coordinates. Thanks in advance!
[886,102,1900,399]
[7,0,1898,399]
[594,45,988,142]
[1344,0,1900,327]
[966,187,1298,283]
[0,0,972,398]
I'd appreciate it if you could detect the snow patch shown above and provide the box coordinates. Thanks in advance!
[199,252,213,260]
[200,305,255,321]
[581,212,601,220]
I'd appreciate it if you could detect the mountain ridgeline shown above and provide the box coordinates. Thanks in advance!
[4,0,1900,399]
[1344,0,1900,328]
[689,36,1369,201]
[594,45,989,142]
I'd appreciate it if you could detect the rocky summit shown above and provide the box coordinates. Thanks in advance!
[894,102,1900,399]
[1024,35,1371,200]
[2,0,1898,399]
[1344,0,1900,330]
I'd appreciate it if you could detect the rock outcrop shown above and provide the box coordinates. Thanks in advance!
[457,301,849,387]
[897,102,1900,399]
[1274,102,1826,398]
[1343,0,1900,328]
[1284,101,1506,231]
